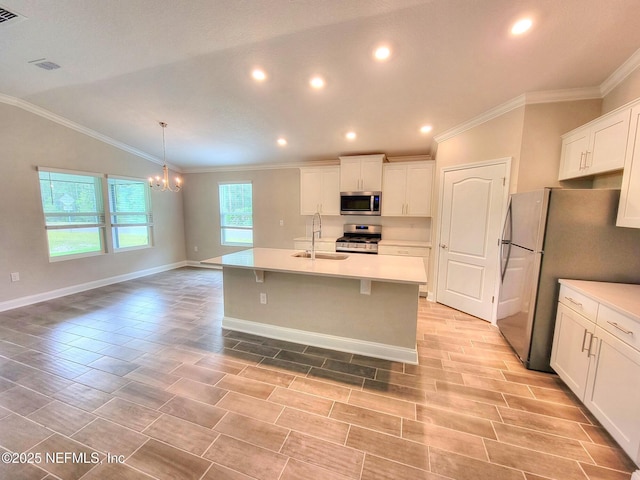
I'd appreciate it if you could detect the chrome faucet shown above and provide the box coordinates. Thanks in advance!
[311,211,322,260]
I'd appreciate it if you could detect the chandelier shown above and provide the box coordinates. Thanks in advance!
[148,122,182,192]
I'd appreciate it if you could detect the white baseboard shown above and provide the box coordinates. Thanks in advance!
[223,316,419,364]
[0,261,187,313]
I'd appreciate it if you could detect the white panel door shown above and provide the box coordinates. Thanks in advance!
[436,162,507,321]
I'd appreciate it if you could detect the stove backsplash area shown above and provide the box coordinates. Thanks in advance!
[303,216,431,244]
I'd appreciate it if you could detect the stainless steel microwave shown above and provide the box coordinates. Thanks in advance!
[340,191,381,215]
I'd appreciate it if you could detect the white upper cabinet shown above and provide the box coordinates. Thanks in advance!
[559,108,631,180]
[299,166,340,215]
[382,161,434,217]
[339,154,384,192]
[617,105,640,228]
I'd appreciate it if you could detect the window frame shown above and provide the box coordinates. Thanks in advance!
[37,167,107,261]
[107,175,154,252]
[218,181,254,247]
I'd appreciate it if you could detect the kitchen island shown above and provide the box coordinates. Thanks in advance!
[202,248,427,363]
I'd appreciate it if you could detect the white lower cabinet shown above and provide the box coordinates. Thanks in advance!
[550,303,594,399]
[378,241,429,296]
[584,325,640,459]
[551,281,640,466]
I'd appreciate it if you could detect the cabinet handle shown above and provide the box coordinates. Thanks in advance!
[584,151,591,168]
[564,296,583,309]
[587,335,598,357]
[606,321,634,336]
[439,243,448,249]
[579,152,585,170]
[581,329,591,353]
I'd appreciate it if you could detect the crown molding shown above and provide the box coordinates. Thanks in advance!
[0,93,182,172]
[434,95,527,143]
[434,87,604,144]
[523,87,602,104]
[600,46,640,97]
[184,159,339,174]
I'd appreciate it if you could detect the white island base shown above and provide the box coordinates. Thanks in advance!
[203,248,426,364]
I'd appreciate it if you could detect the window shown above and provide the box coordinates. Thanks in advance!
[108,176,153,250]
[38,169,105,259]
[219,182,253,246]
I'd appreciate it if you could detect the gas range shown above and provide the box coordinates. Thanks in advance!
[336,225,382,254]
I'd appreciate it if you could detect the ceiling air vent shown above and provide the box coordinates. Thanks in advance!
[0,6,26,26]
[33,60,61,70]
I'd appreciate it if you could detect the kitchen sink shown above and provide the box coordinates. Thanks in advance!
[292,251,349,260]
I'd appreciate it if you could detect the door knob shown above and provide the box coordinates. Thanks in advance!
[439,244,448,249]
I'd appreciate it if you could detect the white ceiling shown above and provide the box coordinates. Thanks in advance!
[2,0,640,171]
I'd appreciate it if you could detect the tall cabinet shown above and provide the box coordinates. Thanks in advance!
[617,104,640,228]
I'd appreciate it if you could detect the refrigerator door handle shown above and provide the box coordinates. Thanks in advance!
[500,201,513,282]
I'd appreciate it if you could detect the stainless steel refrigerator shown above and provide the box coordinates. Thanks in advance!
[496,188,640,372]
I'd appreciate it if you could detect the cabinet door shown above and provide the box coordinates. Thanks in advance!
[381,164,407,216]
[617,106,640,228]
[586,109,631,175]
[300,168,323,215]
[320,167,340,215]
[550,303,594,399]
[559,128,590,180]
[360,157,383,191]
[339,158,362,191]
[585,326,640,461]
[405,162,433,216]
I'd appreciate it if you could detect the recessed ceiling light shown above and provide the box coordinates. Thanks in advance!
[277,137,287,146]
[511,18,533,35]
[252,68,267,81]
[345,131,356,140]
[420,125,433,134]
[310,76,325,89]
[374,46,391,61]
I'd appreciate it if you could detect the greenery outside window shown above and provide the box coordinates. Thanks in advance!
[219,182,253,246]
[108,176,153,250]
[38,169,106,260]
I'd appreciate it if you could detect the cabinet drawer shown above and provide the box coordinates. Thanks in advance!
[597,304,640,351]
[559,284,599,322]
[378,245,429,257]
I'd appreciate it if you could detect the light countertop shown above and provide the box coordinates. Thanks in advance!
[559,279,640,322]
[202,247,427,285]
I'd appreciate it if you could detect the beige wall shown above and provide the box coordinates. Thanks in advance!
[602,67,640,113]
[0,103,186,305]
[430,98,603,294]
[435,107,526,192]
[182,168,307,261]
[520,100,602,192]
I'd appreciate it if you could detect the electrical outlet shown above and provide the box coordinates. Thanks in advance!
[194,246,198,252]
[260,293,267,304]
[10,272,19,282]
[279,220,284,227]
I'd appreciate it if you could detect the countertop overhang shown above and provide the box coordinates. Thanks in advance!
[202,247,427,285]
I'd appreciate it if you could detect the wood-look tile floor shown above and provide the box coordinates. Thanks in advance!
[0,267,636,480]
